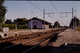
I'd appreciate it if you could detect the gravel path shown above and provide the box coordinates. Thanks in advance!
[51,28,80,47]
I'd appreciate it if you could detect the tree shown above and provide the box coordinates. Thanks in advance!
[69,16,79,29]
[14,18,28,25]
[0,0,7,27]
[53,21,60,28]
[5,19,13,24]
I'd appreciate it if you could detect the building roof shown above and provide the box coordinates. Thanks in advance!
[26,17,51,24]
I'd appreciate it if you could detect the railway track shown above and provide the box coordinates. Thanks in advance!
[0,29,64,43]
[0,28,66,53]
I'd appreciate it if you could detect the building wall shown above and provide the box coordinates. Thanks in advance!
[28,19,43,29]
[42,24,50,29]
[45,25,49,29]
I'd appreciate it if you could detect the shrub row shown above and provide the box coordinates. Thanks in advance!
[2,24,29,29]
[17,25,28,29]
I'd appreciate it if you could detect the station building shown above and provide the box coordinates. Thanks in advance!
[26,17,51,29]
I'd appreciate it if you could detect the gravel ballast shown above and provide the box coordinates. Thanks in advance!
[51,28,80,47]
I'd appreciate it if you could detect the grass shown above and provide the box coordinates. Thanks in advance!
[9,28,53,32]
[9,29,30,32]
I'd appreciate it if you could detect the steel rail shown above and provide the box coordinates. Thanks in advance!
[0,29,66,53]
[23,29,66,53]
[0,31,54,51]
[23,33,58,53]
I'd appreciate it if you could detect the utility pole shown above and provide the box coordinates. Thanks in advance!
[31,12,33,30]
[72,7,74,30]
[57,19,58,28]
[43,9,45,29]
[74,10,76,30]
[60,7,76,30]
[72,7,76,30]
[43,9,54,29]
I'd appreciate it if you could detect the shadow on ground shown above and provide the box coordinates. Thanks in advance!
[0,41,80,53]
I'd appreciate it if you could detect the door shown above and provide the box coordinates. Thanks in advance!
[33,22,37,29]
[33,25,37,29]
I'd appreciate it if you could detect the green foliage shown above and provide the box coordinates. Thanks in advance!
[0,0,4,7]
[0,0,7,24]
[2,24,29,29]
[0,23,2,28]
[53,21,61,28]
[49,25,53,28]
[14,18,28,25]
[17,18,28,21]
[2,24,15,29]
[17,25,28,29]
[5,19,13,24]
[69,16,79,29]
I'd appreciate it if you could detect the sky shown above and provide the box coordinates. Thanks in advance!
[3,1,80,26]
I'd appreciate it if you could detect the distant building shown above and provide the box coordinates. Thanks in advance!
[26,17,51,29]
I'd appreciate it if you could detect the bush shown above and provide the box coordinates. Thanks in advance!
[2,24,29,29]
[2,24,15,29]
[17,25,28,29]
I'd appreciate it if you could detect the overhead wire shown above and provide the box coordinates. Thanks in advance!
[50,1,62,18]
[27,1,65,26]
[34,1,58,25]
[27,1,43,12]
[50,1,66,26]
[27,1,57,20]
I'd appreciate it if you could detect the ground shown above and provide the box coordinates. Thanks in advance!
[50,28,80,47]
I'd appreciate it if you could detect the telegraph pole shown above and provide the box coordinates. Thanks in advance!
[72,7,76,30]
[60,7,76,30]
[31,12,33,30]
[43,9,45,29]
[74,10,76,30]
[57,19,58,28]
[72,7,74,30]
[43,9,54,29]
